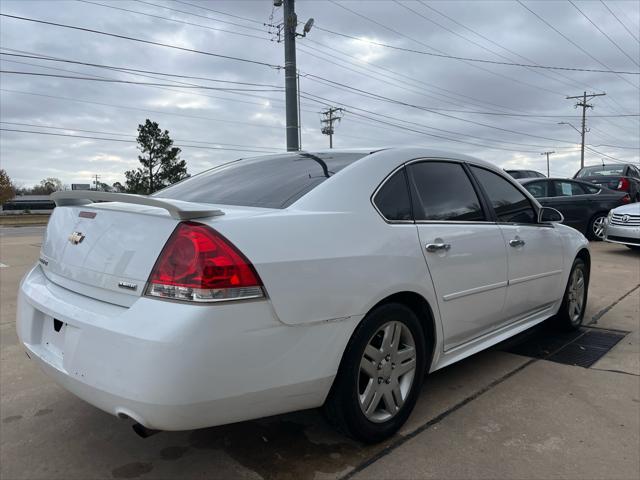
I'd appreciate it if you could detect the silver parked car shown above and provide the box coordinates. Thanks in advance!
[604,203,640,250]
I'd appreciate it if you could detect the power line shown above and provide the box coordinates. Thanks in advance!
[0,122,282,151]
[0,14,281,69]
[299,73,579,146]
[0,48,319,112]
[321,2,571,97]
[0,70,284,92]
[0,52,281,87]
[298,42,539,117]
[414,0,628,111]
[0,128,281,153]
[311,23,639,75]
[395,0,582,94]
[170,0,268,26]
[600,0,640,45]
[299,90,575,152]
[516,1,639,89]
[568,0,639,68]
[76,0,270,41]
[0,89,286,130]
[2,66,281,97]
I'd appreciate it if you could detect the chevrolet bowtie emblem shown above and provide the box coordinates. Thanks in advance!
[68,231,85,245]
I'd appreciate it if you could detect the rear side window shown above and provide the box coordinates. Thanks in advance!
[409,162,485,221]
[553,181,586,196]
[471,166,536,224]
[156,152,367,208]
[373,168,412,221]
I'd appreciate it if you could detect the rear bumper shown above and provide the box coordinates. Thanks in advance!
[17,265,358,430]
[604,223,640,247]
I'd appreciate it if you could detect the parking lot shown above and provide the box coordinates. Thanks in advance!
[1,226,638,480]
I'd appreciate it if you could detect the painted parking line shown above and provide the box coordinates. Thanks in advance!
[0,262,8,268]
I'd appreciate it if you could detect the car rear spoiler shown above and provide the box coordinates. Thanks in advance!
[51,191,224,220]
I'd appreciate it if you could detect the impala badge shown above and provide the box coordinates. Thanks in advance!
[118,281,137,291]
[68,231,85,245]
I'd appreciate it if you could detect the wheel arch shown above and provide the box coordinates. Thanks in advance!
[576,247,591,278]
[366,291,437,371]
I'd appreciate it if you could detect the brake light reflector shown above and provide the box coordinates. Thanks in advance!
[145,222,264,302]
[617,178,630,191]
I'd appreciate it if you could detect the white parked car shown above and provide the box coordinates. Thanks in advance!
[17,148,590,443]
[604,203,640,250]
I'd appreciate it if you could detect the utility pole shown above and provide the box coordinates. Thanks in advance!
[282,0,299,151]
[93,174,101,191]
[274,1,313,151]
[566,91,606,169]
[321,107,344,148]
[540,151,554,177]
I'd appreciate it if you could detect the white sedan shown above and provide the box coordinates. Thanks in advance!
[17,148,590,443]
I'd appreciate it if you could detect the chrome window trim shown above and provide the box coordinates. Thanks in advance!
[415,220,497,225]
[372,156,550,226]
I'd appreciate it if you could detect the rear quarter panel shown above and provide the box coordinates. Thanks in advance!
[200,149,439,327]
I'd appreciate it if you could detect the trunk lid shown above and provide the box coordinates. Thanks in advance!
[40,204,181,306]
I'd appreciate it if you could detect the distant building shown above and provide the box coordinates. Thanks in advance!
[0,195,55,214]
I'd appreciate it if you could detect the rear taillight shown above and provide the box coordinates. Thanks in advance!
[617,178,630,191]
[145,222,264,302]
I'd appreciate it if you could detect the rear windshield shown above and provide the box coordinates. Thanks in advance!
[155,152,368,208]
[576,165,625,177]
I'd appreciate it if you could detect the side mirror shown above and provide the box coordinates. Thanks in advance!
[538,206,564,224]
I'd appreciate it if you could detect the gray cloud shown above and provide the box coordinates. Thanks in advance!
[1,0,638,188]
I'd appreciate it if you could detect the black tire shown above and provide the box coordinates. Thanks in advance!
[323,303,428,444]
[554,258,589,331]
[587,213,608,241]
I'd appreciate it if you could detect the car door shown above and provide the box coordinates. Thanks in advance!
[407,160,509,351]
[469,166,564,322]
[546,180,592,232]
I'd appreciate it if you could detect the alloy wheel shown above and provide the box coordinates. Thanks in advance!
[358,321,417,423]
[592,216,606,240]
[567,266,585,324]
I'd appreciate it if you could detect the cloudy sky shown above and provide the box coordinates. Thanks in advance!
[0,0,638,188]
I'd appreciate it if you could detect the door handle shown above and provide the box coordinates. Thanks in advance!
[509,238,526,247]
[426,243,451,252]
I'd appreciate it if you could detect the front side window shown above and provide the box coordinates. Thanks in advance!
[553,181,586,196]
[373,168,412,221]
[409,162,484,221]
[470,166,537,224]
[524,181,549,198]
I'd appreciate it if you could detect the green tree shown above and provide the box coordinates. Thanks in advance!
[0,169,16,204]
[124,120,188,194]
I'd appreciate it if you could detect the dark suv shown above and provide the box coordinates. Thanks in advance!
[573,164,640,202]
